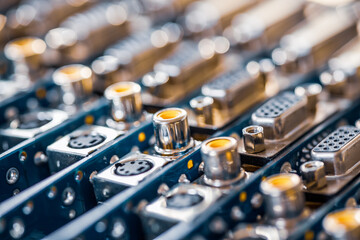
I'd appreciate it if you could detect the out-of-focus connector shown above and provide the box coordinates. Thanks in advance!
[142,37,228,106]
[142,184,222,238]
[201,137,245,187]
[300,160,327,190]
[47,125,119,173]
[138,0,197,23]
[52,64,93,106]
[323,208,360,240]
[183,0,257,36]
[92,23,182,91]
[191,61,269,128]
[4,37,46,71]
[272,9,357,73]
[45,2,132,64]
[320,39,360,99]
[224,0,305,51]
[104,82,144,131]
[153,108,194,155]
[6,0,94,37]
[260,173,307,229]
[312,126,360,176]
[0,109,68,151]
[92,152,167,202]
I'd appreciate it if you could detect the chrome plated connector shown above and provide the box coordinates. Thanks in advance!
[189,96,214,125]
[295,83,322,113]
[300,160,327,190]
[201,137,245,187]
[251,92,308,140]
[311,126,360,176]
[53,64,93,106]
[323,208,360,240]
[153,108,194,155]
[104,82,143,130]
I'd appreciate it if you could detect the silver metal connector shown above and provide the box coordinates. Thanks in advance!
[311,126,360,176]
[300,160,327,190]
[153,108,194,155]
[201,137,244,187]
[295,83,322,113]
[242,125,265,153]
[251,92,308,140]
[104,82,143,123]
[52,64,93,105]
[189,96,214,125]
[323,208,360,240]
[260,173,304,220]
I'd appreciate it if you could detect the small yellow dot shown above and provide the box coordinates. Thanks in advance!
[36,88,46,99]
[262,176,267,181]
[143,150,149,154]
[187,159,194,169]
[85,115,94,125]
[304,231,314,240]
[239,192,247,202]
[138,132,146,142]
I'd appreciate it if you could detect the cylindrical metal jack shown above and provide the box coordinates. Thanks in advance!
[104,82,143,123]
[300,160,327,190]
[323,208,360,240]
[53,64,93,105]
[4,37,46,71]
[153,108,193,155]
[260,173,304,220]
[242,125,265,153]
[201,137,243,187]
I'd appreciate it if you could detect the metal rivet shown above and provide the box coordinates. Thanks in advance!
[9,218,25,239]
[19,151,27,162]
[112,219,125,238]
[34,152,48,165]
[6,167,19,185]
[62,187,76,206]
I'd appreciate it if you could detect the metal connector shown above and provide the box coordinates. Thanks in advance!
[323,208,360,240]
[4,37,46,70]
[153,108,194,155]
[252,92,308,140]
[142,38,227,106]
[272,9,357,73]
[260,174,305,221]
[92,23,182,90]
[45,2,132,63]
[224,0,305,50]
[242,125,265,153]
[312,126,360,176]
[53,64,93,106]
[47,125,119,173]
[201,137,245,187]
[189,96,214,125]
[92,152,167,202]
[183,0,256,36]
[104,82,143,130]
[295,83,322,113]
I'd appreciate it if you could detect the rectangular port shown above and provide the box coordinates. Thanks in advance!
[47,125,120,173]
[92,152,167,202]
[190,69,266,128]
[141,184,222,238]
[311,126,360,176]
[142,40,224,106]
[251,92,308,139]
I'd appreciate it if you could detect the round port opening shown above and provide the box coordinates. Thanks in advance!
[68,132,106,149]
[265,174,299,191]
[324,208,360,233]
[114,159,153,176]
[206,138,231,149]
[166,192,204,209]
[157,109,182,120]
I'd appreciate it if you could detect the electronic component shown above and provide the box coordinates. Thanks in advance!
[142,184,222,238]
[92,23,182,91]
[142,38,228,106]
[188,61,269,129]
[0,109,68,152]
[322,208,360,240]
[45,2,133,64]
[272,9,358,73]
[224,0,305,50]
[183,0,257,36]
[320,38,360,99]
[47,125,120,173]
